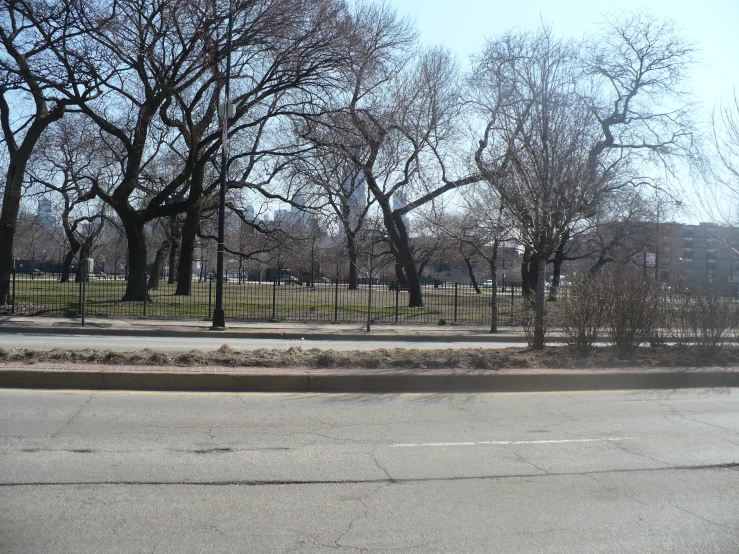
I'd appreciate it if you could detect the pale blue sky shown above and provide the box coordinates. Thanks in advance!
[394,0,738,115]
[392,0,739,221]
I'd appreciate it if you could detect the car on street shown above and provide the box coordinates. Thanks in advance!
[281,276,302,286]
[313,276,331,284]
[482,279,493,288]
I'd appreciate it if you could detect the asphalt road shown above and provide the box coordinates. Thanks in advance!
[0,332,526,351]
[1,388,738,552]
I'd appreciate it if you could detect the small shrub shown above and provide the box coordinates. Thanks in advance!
[692,288,736,353]
[666,280,737,353]
[666,279,697,348]
[560,277,608,356]
[603,270,659,357]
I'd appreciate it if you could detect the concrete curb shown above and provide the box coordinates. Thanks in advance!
[0,324,539,343]
[1,368,737,393]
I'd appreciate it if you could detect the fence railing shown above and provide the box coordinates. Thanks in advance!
[4,271,528,326]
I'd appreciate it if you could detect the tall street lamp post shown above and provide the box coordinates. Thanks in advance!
[212,2,233,329]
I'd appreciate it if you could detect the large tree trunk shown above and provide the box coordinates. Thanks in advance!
[465,258,481,294]
[167,217,180,285]
[364,173,422,306]
[175,207,200,295]
[548,233,568,301]
[533,255,547,349]
[526,254,539,294]
[417,259,429,281]
[347,230,358,290]
[148,237,171,291]
[521,247,532,298]
[60,249,77,283]
[394,263,407,285]
[74,241,92,283]
[0,163,24,305]
[120,217,148,301]
[390,211,422,307]
[60,221,82,283]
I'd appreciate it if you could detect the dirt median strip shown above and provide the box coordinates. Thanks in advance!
[3,344,739,371]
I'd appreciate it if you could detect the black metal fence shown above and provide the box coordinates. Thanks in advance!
[5,270,527,326]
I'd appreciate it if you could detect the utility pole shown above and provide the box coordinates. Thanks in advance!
[212,1,233,329]
[655,202,660,282]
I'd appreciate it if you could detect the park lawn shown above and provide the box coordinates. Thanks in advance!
[10,277,526,325]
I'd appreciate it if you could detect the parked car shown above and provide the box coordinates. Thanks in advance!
[482,279,494,288]
[281,276,302,286]
[313,276,331,284]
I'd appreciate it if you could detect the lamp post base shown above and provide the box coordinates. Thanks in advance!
[211,308,226,330]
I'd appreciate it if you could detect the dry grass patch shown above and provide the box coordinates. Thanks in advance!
[3,344,739,370]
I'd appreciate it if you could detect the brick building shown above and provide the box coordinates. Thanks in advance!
[656,222,739,294]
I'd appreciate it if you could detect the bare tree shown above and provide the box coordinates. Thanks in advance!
[701,90,739,245]
[428,185,514,332]
[290,151,373,289]
[471,17,695,349]
[6,0,350,302]
[299,3,479,307]
[0,0,103,303]
[25,116,110,282]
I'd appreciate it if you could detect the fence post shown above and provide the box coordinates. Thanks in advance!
[454,282,458,323]
[272,276,277,320]
[366,277,372,333]
[510,284,515,324]
[143,289,147,318]
[81,263,86,327]
[334,278,339,322]
[395,282,399,324]
[208,275,213,316]
[11,269,16,313]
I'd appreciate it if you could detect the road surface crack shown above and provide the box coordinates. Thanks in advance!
[670,502,739,531]
[370,454,393,481]
[3,463,737,488]
[41,393,96,450]
[656,401,739,436]
[611,442,672,467]
[332,484,386,552]
[509,449,548,474]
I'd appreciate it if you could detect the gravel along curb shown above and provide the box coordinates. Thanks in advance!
[1,368,737,393]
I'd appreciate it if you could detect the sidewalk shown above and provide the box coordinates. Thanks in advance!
[0,315,537,342]
[1,315,738,393]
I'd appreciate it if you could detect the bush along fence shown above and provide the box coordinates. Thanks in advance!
[4,271,531,327]
[557,270,739,354]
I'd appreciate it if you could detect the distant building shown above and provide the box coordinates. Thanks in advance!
[656,222,739,293]
[37,197,55,231]
[344,172,366,229]
[392,191,409,229]
[243,204,255,223]
[273,195,312,228]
